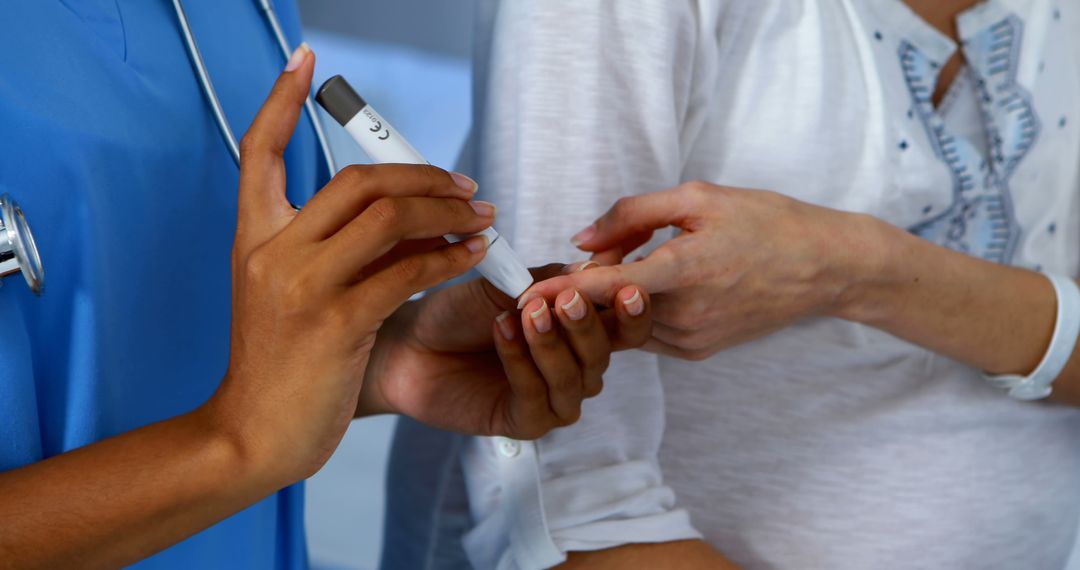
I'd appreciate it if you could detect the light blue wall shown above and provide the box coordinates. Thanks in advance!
[300,0,476,59]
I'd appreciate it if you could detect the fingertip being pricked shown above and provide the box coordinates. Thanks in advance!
[620,287,645,317]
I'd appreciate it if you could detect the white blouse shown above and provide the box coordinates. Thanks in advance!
[388,1,1080,569]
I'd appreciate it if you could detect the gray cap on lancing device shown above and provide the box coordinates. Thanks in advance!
[316,75,366,126]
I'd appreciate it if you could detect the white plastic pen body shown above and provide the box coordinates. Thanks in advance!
[316,75,533,299]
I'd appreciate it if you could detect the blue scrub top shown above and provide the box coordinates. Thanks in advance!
[0,1,325,567]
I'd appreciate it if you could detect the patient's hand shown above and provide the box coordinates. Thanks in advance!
[357,264,652,439]
[522,182,870,361]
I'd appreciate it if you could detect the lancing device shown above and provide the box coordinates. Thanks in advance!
[316,75,534,299]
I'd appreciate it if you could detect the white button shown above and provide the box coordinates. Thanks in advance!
[495,437,521,458]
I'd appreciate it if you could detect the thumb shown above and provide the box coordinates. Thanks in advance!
[236,43,315,249]
[570,187,698,253]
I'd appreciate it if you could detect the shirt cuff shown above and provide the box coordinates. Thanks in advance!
[462,437,701,570]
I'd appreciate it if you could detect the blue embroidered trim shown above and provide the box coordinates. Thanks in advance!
[899,15,1039,264]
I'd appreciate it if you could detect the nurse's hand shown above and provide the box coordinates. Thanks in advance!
[0,45,494,570]
[207,45,494,485]
[357,264,653,439]
[519,182,872,360]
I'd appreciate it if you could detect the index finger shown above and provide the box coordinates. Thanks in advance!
[517,251,678,308]
[288,164,478,242]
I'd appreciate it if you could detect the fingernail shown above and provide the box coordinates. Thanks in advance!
[465,235,489,254]
[528,299,552,333]
[576,261,600,272]
[622,288,644,316]
[450,172,478,194]
[517,291,537,310]
[561,261,599,275]
[561,291,586,321]
[571,224,597,247]
[285,42,311,72]
[470,201,497,217]
[496,312,515,341]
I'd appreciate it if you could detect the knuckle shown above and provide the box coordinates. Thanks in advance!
[504,412,547,440]
[584,378,604,398]
[587,354,611,378]
[672,328,711,352]
[579,335,612,370]
[686,349,715,362]
[441,243,470,269]
[560,406,583,426]
[684,180,715,203]
[320,302,353,332]
[623,329,650,349]
[550,371,581,393]
[687,301,712,329]
[417,164,448,188]
[610,196,634,218]
[238,134,262,161]
[337,164,372,186]
[673,306,708,331]
[661,305,689,330]
[436,198,470,226]
[367,197,405,228]
[763,188,792,208]
[244,246,273,282]
[666,241,706,286]
[515,424,549,441]
[649,245,684,275]
[685,179,711,193]
[600,266,631,299]
[390,255,425,283]
[684,180,710,192]
[281,273,315,313]
[651,243,681,265]
[517,378,548,402]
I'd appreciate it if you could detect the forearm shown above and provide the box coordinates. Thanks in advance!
[838,215,1077,403]
[557,540,739,569]
[0,404,277,569]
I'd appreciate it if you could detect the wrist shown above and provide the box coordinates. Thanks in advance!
[354,307,413,419]
[827,213,908,325]
[355,356,393,418]
[194,393,293,492]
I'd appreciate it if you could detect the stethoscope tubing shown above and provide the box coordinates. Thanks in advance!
[1,0,340,296]
[171,0,338,175]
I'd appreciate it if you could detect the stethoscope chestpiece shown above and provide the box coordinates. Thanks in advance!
[0,194,44,296]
